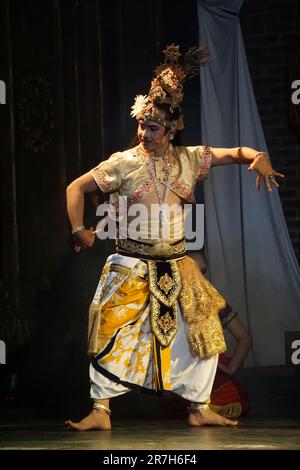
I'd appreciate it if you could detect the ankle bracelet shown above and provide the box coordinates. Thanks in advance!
[93,403,111,415]
[187,400,211,414]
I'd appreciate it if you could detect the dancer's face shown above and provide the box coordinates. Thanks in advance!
[137,114,173,153]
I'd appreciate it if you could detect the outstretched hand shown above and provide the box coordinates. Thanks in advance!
[74,227,95,253]
[248,154,285,192]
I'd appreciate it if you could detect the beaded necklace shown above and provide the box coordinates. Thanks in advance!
[147,148,171,240]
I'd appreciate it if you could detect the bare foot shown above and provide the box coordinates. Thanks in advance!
[65,409,111,431]
[187,409,238,427]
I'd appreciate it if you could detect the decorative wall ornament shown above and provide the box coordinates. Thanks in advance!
[18,75,54,154]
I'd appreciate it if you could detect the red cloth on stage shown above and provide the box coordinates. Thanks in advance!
[210,353,250,418]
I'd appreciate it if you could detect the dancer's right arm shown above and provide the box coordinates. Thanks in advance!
[66,172,99,252]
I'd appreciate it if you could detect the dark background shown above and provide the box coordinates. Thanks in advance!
[0,0,299,420]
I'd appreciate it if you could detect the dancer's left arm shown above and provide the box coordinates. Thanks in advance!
[211,146,285,192]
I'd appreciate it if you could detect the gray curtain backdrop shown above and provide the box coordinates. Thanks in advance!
[197,0,300,366]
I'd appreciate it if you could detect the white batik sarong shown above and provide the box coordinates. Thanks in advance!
[88,253,218,403]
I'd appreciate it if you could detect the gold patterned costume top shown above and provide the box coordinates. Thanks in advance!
[90,143,212,205]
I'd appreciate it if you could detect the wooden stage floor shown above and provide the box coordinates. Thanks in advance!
[0,416,299,450]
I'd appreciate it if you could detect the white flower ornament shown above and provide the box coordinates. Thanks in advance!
[130,94,148,118]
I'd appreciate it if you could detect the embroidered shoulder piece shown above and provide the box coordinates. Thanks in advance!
[196,146,212,181]
[91,167,113,193]
[90,152,121,193]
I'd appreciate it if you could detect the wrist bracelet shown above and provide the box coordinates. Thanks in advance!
[72,225,85,235]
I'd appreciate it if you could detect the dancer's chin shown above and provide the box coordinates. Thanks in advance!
[141,141,154,151]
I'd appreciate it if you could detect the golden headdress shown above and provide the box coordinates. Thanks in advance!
[131,44,209,131]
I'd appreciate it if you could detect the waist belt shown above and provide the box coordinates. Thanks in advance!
[116,237,186,261]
